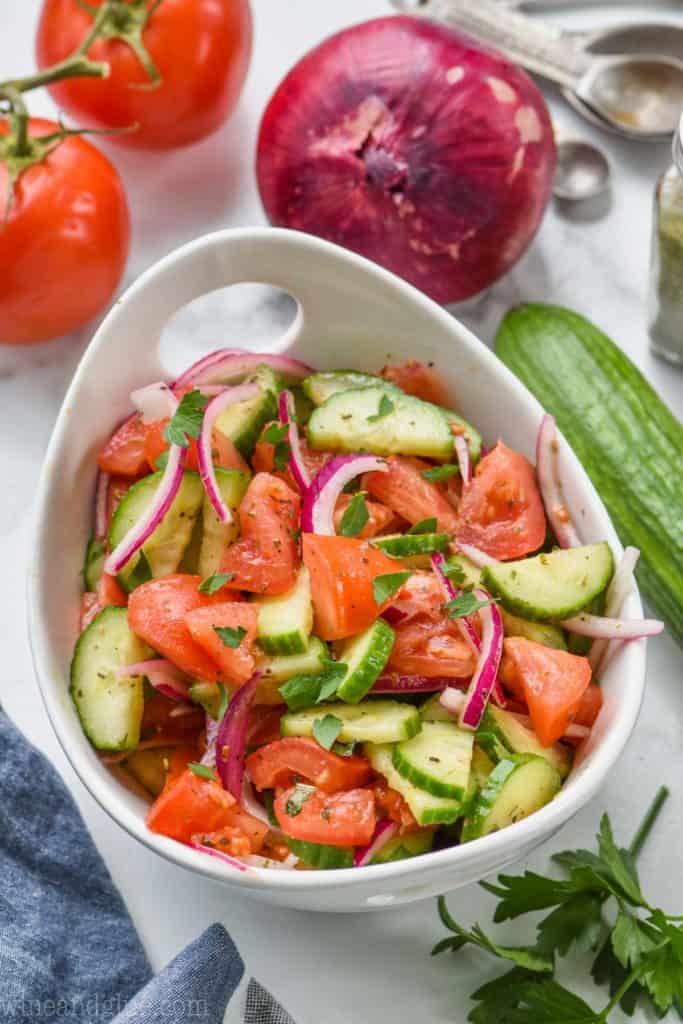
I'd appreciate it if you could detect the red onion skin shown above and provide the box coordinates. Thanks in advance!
[257,16,556,303]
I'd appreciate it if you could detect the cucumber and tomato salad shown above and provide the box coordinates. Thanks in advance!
[70,349,638,872]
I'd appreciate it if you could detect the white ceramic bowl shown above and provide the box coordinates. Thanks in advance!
[29,227,646,912]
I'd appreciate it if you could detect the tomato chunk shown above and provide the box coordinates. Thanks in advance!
[146,768,236,843]
[456,442,546,561]
[364,456,459,534]
[220,473,301,595]
[128,574,229,681]
[302,534,404,641]
[143,420,250,475]
[252,425,330,490]
[333,494,396,539]
[106,475,134,531]
[98,416,149,477]
[380,361,451,406]
[373,781,419,833]
[97,571,127,608]
[185,602,258,685]
[500,637,592,746]
[274,785,376,847]
[141,692,205,741]
[246,737,373,794]
[388,617,476,678]
[573,683,603,728]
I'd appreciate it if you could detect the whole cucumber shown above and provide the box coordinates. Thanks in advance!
[496,304,683,646]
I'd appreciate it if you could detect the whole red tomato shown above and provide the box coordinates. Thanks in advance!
[36,0,253,149]
[0,119,130,345]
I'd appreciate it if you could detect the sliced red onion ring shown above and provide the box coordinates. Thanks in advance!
[200,713,220,769]
[215,673,260,801]
[115,659,191,702]
[81,598,103,630]
[561,613,663,640]
[278,389,311,492]
[563,723,591,743]
[590,546,640,672]
[353,819,399,867]
[175,348,313,388]
[454,542,499,568]
[455,589,504,730]
[94,471,109,539]
[439,687,467,716]
[197,381,261,523]
[536,413,581,550]
[190,840,250,872]
[454,434,471,485]
[104,442,187,575]
[302,454,388,535]
[372,674,461,694]
[242,774,282,834]
[130,381,178,424]
[431,552,480,656]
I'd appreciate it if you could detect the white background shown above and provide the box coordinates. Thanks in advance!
[1,2,682,1021]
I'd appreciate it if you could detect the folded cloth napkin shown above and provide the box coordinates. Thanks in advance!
[0,710,294,1023]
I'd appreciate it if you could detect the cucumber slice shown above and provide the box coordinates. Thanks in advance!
[284,838,353,869]
[420,693,456,724]
[302,370,398,406]
[214,364,280,457]
[472,744,495,787]
[365,744,462,825]
[188,680,223,719]
[461,754,562,841]
[281,700,421,744]
[393,721,474,799]
[308,386,454,461]
[254,566,313,656]
[476,705,572,780]
[124,746,174,796]
[290,385,314,426]
[370,829,435,864]
[197,468,249,577]
[500,609,567,651]
[443,411,482,462]
[70,606,152,751]
[372,533,450,560]
[481,542,614,622]
[441,554,482,590]
[109,471,204,593]
[82,536,106,591]
[335,619,395,703]
[258,637,329,683]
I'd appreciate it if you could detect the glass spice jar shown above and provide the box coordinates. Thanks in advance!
[649,112,683,366]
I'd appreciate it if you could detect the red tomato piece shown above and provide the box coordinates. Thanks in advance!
[127,574,230,681]
[573,683,603,728]
[391,571,447,622]
[143,420,250,475]
[106,475,134,531]
[141,692,205,742]
[246,737,373,794]
[456,442,546,561]
[185,602,258,686]
[274,786,376,847]
[166,744,201,786]
[389,617,476,678]
[252,426,330,490]
[364,456,459,534]
[380,361,451,406]
[97,571,127,608]
[302,534,404,641]
[220,473,301,596]
[499,637,592,747]
[98,416,149,477]
[333,494,396,539]
[146,768,236,844]
[373,781,419,833]
[247,706,285,747]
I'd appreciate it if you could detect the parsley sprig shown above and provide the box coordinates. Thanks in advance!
[433,788,683,1021]
[164,389,208,448]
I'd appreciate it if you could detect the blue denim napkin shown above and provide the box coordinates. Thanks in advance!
[0,710,294,1023]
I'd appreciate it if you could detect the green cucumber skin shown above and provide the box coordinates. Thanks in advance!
[496,304,683,646]
[336,619,395,704]
[461,754,561,842]
[371,830,435,864]
[284,838,354,869]
[82,536,105,591]
[372,534,451,559]
[257,632,308,656]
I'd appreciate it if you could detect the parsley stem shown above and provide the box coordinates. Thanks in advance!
[596,964,644,1022]
[628,786,669,861]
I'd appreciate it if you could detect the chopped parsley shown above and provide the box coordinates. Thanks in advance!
[198,573,235,595]
[422,464,460,483]
[372,571,412,605]
[312,714,343,751]
[164,389,208,448]
[188,762,217,782]
[285,783,316,817]
[339,491,369,538]
[408,517,438,535]
[213,625,247,649]
[367,393,395,422]
[444,593,496,619]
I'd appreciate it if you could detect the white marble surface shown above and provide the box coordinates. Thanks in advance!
[1,1,682,1021]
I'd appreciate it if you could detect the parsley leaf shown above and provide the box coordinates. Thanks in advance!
[262,421,291,471]
[278,662,348,711]
[367,393,395,422]
[164,389,208,448]
[407,517,438,535]
[372,571,412,605]
[422,464,460,483]
[536,893,604,956]
[469,969,599,1024]
[445,593,496,619]
[285,782,316,817]
[441,558,467,586]
[216,682,229,722]
[339,492,369,538]
[198,572,235,595]
[332,740,357,758]
[155,450,169,471]
[213,625,247,649]
[188,762,217,782]
[596,813,643,906]
[127,549,153,589]
[434,897,553,974]
[312,714,343,751]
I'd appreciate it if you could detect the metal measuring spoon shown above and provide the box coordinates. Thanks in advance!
[554,138,611,201]
[392,0,683,140]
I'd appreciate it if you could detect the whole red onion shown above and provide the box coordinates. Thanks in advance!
[256,16,556,303]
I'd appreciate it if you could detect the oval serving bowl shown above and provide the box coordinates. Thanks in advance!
[28,227,646,912]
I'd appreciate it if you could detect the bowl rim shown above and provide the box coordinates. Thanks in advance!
[27,226,646,894]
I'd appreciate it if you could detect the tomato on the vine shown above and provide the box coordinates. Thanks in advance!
[36,0,253,149]
[0,118,129,345]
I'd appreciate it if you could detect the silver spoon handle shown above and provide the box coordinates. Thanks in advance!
[395,0,589,88]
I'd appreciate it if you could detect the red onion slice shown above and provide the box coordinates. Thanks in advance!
[372,674,461,694]
[215,673,260,801]
[200,713,220,769]
[590,546,640,672]
[104,442,187,575]
[197,381,261,523]
[130,381,178,424]
[439,687,467,717]
[454,435,471,486]
[431,552,480,656]
[190,840,250,872]
[454,589,504,730]
[94,471,109,540]
[302,454,388,535]
[116,659,190,702]
[242,774,282,834]
[453,542,499,569]
[353,819,399,867]
[175,348,313,388]
[536,413,581,549]
[561,613,663,640]
[278,389,311,492]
